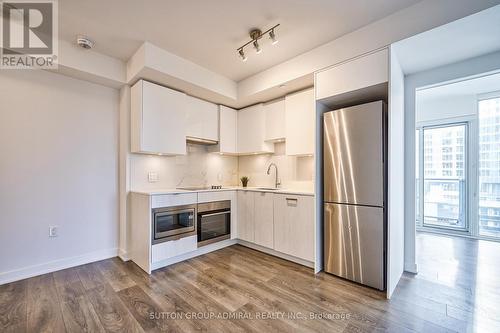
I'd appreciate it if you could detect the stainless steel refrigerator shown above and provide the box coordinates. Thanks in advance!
[323,100,387,290]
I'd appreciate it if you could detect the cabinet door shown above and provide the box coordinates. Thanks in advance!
[254,192,274,249]
[186,95,218,141]
[237,191,254,242]
[237,104,274,154]
[274,194,314,261]
[264,99,285,142]
[285,88,315,156]
[315,48,388,100]
[131,80,187,155]
[219,105,237,153]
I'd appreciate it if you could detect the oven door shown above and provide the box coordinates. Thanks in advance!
[153,206,195,243]
[198,210,231,244]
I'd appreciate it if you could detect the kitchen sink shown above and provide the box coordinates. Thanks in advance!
[255,187,280,191]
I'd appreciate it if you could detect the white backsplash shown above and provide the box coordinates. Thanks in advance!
[238,143,315,191]
[130,144,238,190]
[130,142,314,192]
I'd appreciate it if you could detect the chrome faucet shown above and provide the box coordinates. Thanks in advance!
[266,163,281,188]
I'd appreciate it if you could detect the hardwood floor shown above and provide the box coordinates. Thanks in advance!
[1,234,499,332]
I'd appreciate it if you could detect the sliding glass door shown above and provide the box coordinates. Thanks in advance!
[418,124,468,231]
[478,97,500,238]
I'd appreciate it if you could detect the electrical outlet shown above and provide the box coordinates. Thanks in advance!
[148,172,159,183]
[49,226,58,237]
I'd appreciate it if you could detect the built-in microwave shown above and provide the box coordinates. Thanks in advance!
[152,204,196,244]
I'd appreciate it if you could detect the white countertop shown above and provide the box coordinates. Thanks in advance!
[131,186,314,196]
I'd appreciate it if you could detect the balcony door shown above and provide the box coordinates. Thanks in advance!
[418,123,468,231]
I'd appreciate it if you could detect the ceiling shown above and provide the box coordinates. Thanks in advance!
[394,4,500,75]
[59,0,421,82]
[417,72,500,101]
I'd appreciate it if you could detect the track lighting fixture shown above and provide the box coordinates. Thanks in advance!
[236,24,279,61]
[270,29,278,45]
[238,48,247,62]
[253,40,261,54]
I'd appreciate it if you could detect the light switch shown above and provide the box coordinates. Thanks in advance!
[148,172,159,182]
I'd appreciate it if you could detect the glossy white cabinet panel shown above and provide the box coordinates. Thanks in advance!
[237,104,274,155]
[218,105,238,154]
[264,99,285,142]
[185,95,218,142]
[285,88,315,156]
[315,49,388,100]
[273,194,314,261]
[131,80,187,155]
[254,191,274,249]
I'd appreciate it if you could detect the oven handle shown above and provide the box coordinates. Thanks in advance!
[155,208,195,218]
[200,210,230,218]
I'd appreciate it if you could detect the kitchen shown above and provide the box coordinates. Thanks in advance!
[127,81,317,273]
[1,1,499,332]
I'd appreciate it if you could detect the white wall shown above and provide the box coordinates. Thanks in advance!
[416,94,476,123]
[238,143,314,191]
[387,46,406,298]
[0,70,119,284]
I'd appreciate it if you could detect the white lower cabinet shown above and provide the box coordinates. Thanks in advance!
[237,190,314,263]
[254,191,274,249]
[273,194,314,262]
[151,235,197,264]
[237,191,255,242]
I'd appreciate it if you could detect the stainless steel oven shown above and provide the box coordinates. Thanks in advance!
[152,204,196,244]
[197,200,231,246]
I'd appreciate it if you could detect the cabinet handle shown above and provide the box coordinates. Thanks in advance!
[286,198,298,201]
[286,197,298,206]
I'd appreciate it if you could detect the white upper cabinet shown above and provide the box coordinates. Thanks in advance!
[285,88,315,156]
[237,104,274,155]
[185,95,218,143]
[213,105,237,154]
[315,48,389,100]
[264,99,285,142]
[131,80,187,155]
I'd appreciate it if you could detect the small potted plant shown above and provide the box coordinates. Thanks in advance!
[240,176,249,188]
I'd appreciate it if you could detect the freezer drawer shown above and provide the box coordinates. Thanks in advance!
[324,203,385,290]
[323,101,385,206]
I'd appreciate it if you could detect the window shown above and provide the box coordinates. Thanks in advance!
[478,97,500,238]
[421,124,467,230]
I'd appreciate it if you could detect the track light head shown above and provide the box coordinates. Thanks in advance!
[270,29,278,45]
[238,48,247,62]
[253,40,261,54]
